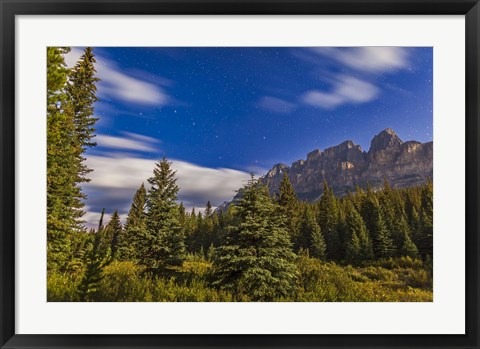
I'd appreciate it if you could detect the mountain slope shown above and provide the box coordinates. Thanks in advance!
[261,128,432,201]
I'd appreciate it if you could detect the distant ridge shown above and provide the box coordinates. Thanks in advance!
[216,129,432,212]
[260,128,432,201]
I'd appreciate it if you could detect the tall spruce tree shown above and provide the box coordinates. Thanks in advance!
[142,158,186,274]
[372,206,395,259]
[299,206,327,260]
[78,209,111,301]
[345,230,362,264]
[345,202,373,264]
[65,47,99,220]
[117,183,147,261]
[47,47,76,271]
[391,214,411,256]
[205,201,213,217]
[277,172,301,247]
[212,177,298,301]
[66,47,99,152]
[125,183,147,230]
[190,201,217,252]
[47,47,99,272]
[317,180,341,260]
[418,179,433,258]
[400,231,419,258]
[105,210,122,259]
[360,186,378,236]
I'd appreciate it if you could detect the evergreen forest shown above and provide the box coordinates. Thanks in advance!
[47,47,433,302]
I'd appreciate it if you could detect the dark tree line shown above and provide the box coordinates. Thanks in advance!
[68,159,433,301]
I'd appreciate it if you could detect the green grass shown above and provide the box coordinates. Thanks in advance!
[47,256,432,302]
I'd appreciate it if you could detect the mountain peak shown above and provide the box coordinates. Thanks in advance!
[259,128,432,201]
[369,128,403,153]
[383,128,396,135]
[266,163,288,178]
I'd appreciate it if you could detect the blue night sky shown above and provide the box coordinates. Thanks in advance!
[64,47,432,226]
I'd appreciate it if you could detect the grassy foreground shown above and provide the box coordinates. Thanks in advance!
[48,255,432,302]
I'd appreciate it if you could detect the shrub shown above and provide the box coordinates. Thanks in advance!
[377,256,424,270]
[360,266,396,282]
[176,260,212,284]
[96,261,150,301]
[295,256,361,301]
[401,269,432,289]
[149,278,235,302]
[47,272,81,301]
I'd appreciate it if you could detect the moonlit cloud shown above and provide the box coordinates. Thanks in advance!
[258,96,296,114]
[265,47,410,112]
[302,75,379,109]
[65,47,169,106]
[82,155,252,227]
[95,135,155,151]
[96,132,160,152]
[309,47,410,73]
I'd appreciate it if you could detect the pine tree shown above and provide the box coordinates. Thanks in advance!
[105,210,122,259]
[184,208,198,250]
[66,47,99,150]
[378,179,404,242]
[418,179,433,258]
[125,183,147,230]
[345,202,373,264]
[117,184,147,261]
[206,243,216,262]
[317,180,341,260]
[410,205,422,244]
[47,47,81,272]
[141,158,186,274]
[299,206,327,260]
[190,201,217,252]
[372,206,395,259]
[400,231,419,258]
[212,177,298,301]
[277,172,301,247]
[78,209,111,301]
[64,47,99,220]
[178,202,186,227]
[360,186,378,235]
[47,47,73,270]
[47,47,70,100]
[345,230,362,264]
[205,201,213,217]
[47,47,99,272]
[391,213,411,255]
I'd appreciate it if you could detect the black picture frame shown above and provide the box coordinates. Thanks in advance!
[1,0,479,348]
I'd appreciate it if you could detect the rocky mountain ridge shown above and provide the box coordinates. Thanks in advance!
[261,128,432,201]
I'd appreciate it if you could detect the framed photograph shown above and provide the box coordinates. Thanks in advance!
[1,0,479,348]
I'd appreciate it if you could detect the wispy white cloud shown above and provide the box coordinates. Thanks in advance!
[309,47,410,73]
[258,96,296,114]
[65,47,169,106]
[95,132,160,152]
[123,131,159,144]
[302,75,379,109]
[82,155,252,227]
